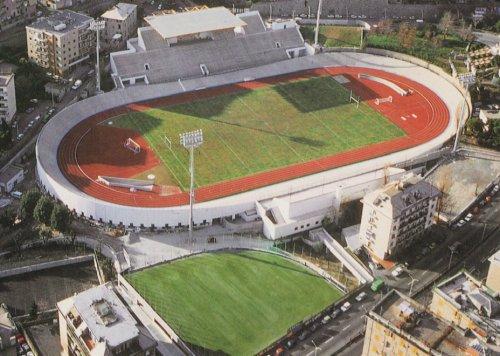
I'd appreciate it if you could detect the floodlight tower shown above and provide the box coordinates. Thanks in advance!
[180,129,203,239]
[453,72,476,152]
[314,0,324,48]
[90,20,105,94]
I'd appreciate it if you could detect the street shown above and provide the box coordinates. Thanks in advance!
[292,193,499,356]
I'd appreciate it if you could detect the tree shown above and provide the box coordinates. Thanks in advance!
[398,22,417,49]
[438,11,455,40]
[466,117,484,137]
[457,19,475,42]
[0,119,12,151]
[19,189,41,220]
[50,204,72,232]
[29,301,38,320]
[375,19,393,35]
[33,195,54,225]
[0,208,16,228]
[38,225,52,242]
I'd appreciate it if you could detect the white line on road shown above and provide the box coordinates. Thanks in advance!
[342,324,351,331]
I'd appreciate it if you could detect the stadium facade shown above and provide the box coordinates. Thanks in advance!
[36,9,467,239]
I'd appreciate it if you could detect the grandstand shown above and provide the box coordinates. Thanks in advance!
[109,8,309,87]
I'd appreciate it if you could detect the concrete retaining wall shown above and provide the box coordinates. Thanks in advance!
[0,255,93,279]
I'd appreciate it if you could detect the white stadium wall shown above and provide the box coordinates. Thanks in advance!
[36,52,466,235]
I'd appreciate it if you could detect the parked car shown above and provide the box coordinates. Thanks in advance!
[331,309,341,319]
[340,301,351,312]
[355,292,367,302]
[321,315,331,324]
[298,331,309,341]
[16,133,24,141]
[28,120,34,128]
[456,219,466,227]
[464,213,473,222]
[285,339,295,349]
[391,266,404,277]
[26,107,35,114]
[34,114,41,121]
[71,79,82,90]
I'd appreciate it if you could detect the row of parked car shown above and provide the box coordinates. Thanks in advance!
[15,333,34,356]
[16,106,56,141]
[272,291,370,355]
[453,184,498,228]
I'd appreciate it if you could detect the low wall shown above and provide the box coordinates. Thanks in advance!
[117,274,195,355]
[0,255,93,279]
[298,19,370,30]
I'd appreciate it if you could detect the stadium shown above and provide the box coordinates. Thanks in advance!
[36,9,466,239]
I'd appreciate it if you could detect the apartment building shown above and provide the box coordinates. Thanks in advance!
[0,73,16,123]
[57,283,157,356]
[100,2,137,50]
[38,0,73,10]
[430,271,499,348]
[26,10,95,75]
[359,175,440,260]
[362,290,488,355]
[0,0,36,32]
[486,250,500,295]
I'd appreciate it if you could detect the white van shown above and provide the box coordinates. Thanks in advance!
[11,191,22,199]
[72,79,83,90]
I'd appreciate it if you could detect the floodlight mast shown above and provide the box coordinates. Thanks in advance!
[180,129,203,240]
[453,73,475,152]
[314,0,323,47]
[90,20,105,94]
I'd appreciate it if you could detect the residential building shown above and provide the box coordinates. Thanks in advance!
[430,271,500,349]
[0,0,36,32]
[479,109,500,131]
[486,250,500,295]
[0,73,16,123]
[100,3,137,51]
[0,165,23,193]
[57,283,157,356]
[359,175,440,260]
[39,0,74,10]
[0,303,16,352]
[26,10,95,76]
[109,7,308,88]
[362,289,489,356]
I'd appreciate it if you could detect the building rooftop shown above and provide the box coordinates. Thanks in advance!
[370,290,483,355]
[27,10,93,35]
[0,166,22,185]
[144,7,246,39]
[489,250,500,265]
[364,175,440,217]
[71,284,139,348]
[480,109,500,121]
[101,2,137,21]
[0,73,14,86]
[435,271,500,335]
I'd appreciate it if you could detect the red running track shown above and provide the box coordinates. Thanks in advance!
[57,67,450,207]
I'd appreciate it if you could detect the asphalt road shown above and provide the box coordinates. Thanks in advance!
[291,193,499,356]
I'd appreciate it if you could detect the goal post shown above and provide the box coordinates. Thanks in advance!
[349,90,360,109]
[124,137,140,154]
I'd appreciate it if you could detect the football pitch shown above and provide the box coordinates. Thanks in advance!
[125,250,344,355]
[111,76,405,189]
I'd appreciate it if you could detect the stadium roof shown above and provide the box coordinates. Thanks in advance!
[144,7,247,39]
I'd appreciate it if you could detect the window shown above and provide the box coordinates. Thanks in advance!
[294,227,298,231]
[144,63,150,70]
[300,225,304,229]
[275,42,281,48]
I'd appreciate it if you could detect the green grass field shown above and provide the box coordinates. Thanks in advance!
[300,25,363,47]
[111,76,404,189]
[126,250,344,355]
